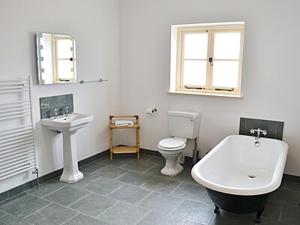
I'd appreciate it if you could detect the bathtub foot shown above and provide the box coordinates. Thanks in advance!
[214,205,220,214]
[255,207,265,224]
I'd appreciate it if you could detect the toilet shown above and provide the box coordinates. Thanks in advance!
[158,111,200,176]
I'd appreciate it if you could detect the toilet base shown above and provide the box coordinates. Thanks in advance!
[161,163,183,176]
[160,151,184,176]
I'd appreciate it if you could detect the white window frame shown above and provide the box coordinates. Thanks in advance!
[169,22,245,98]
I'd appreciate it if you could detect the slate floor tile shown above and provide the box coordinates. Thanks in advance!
[26,179,65,197]
[70,193,116,217]
[143,164,166,178]
[109,184,150,204]
[84,178,123,195]
[24,203,76,225]
[3,153,300,225]
[285,181,300,192]
[44,186,89,206]
[171,182,207,202]
[80,161,106,174]
[137,211,183,225]
[0,211,6,219]
[121,159,154,172]
[269,188,300,206]
[171,200,214,225]
[259,218,291,225]
[100,157,134,167]
[99,202,150,225]
[93,165,128,179]
[183,221,205,225]
[262,201,281,220]
[139,192,184,214]
[66,173,101,189]
[209,212,255,225]
[0,192,27,207]
[144,156,165,166]
[63,214,109,225]
[1,194,50,218]
[280,204,300,225]
[142,176,181,193]
[117,171,153,186]
[0,214,31,225]
[171,166,197,184]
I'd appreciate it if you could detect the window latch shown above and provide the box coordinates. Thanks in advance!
[209,57,213,66]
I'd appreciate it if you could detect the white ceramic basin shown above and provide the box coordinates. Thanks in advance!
[41,113,94,183]
[41,113,94,131]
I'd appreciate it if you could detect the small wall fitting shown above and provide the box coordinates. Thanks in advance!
[146,106,158,116]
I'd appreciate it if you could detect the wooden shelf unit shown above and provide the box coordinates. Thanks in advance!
[109,115,140,160]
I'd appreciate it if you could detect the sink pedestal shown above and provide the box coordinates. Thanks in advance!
[60,130,83,183]
[41,113,94,184]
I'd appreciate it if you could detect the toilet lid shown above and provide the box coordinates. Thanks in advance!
[158,137,186,150]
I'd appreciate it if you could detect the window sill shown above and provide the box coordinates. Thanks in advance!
[168,90,243,99]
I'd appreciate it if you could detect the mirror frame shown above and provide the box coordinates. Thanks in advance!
[36,32,77,85]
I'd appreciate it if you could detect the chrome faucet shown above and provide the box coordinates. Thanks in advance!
[65,105,70,115]
[250,128,267,146]
[53,107,59,118]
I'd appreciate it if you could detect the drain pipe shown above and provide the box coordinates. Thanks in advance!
[192,138,199,165]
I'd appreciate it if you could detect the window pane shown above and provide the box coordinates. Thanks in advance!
[212,61,239,88]
[57,60,75,80]
[56,39,74,59]
[183,60,207,86]
[184,33,208,59]
[214,32,241,59]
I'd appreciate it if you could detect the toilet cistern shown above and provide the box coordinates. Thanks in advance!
[42,113,94,183]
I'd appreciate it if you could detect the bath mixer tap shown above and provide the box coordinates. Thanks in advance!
[250,128,267,146]
[250,128,267,139]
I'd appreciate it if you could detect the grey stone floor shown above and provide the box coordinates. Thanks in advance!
[0,153,299,225]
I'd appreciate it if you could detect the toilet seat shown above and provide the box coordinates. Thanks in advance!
[158,137,187,151]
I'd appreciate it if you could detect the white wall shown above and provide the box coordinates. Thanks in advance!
[0,0,120,192]
[119,0,300,176]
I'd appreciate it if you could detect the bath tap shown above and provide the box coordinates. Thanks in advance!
[250,128,267,139]
[250,128,267,146]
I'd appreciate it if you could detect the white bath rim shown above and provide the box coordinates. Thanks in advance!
[191,135,288,196]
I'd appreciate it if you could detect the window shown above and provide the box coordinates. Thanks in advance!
[170,22,244,97]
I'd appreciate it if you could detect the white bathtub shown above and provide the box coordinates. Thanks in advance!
[192,135,288,196]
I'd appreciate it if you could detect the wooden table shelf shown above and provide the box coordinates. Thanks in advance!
[109,115,140,160]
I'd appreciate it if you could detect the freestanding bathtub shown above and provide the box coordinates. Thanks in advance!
[191,135,288,223]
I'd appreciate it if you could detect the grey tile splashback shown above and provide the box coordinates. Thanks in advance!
[239,117,284,140]
[40,94,74,119]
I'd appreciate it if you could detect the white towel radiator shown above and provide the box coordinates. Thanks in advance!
[0,76,38,182]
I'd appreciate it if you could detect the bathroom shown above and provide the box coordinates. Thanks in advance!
[0,0,300,224]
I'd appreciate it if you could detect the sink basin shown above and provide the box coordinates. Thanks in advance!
[41,113,94,183]
[41,113,94,131]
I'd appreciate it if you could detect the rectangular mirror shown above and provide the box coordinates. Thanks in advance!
[36,33,77,85]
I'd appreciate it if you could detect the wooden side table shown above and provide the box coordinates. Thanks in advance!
[109,115,140,160]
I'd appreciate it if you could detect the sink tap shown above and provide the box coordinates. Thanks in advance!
[65,105,70,115]
[53,107,59,118]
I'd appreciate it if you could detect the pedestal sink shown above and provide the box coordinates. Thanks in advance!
[42,113,94,183]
